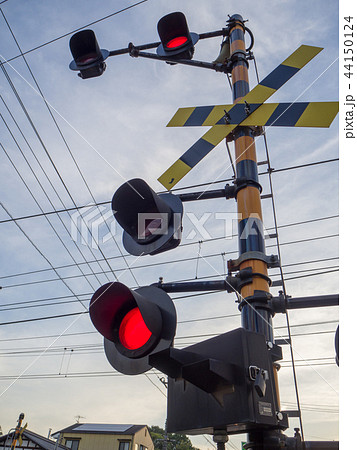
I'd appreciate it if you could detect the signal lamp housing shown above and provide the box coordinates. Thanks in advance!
[157,12,199,60]
[89,282,177,375]
[112,178,183,256]
[69,29,109,79]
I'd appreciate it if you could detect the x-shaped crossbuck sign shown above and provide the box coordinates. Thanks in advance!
[158,45,339,190]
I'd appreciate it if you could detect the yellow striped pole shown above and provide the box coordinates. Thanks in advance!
[229,16,282,446]
[229,15,273,337]
[10,413,25,449]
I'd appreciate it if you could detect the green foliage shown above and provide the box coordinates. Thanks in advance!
[148,426,198,450]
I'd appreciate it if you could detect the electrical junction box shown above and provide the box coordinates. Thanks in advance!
[166,328,288,435]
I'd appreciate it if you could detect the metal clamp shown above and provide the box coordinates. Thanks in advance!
[225,267,253,294]
[238,290,273,312]
[228,50,249,67]
[235,176,263,194]
[228,252,280,271]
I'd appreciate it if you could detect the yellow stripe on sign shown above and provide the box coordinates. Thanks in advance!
[167,106,196,127]
[202,105,234,126]
[239,84,276,104]
[294,102,339,127]
[239,103,279,126]
[282,45,323,69]
[158,159,191,190]
[202,124,236,145]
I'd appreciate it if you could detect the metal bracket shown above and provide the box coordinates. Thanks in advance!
[227,50,249,69]
[249,125,264,136]
[235,176,263,194]
[248,365,269,382]
[226,125,256,142]
[224,183,238,199]
[228,252,280,272]
[238,290,273,312]
[225,267,253,294]
[128,42,139,57]
[244,101,251,115]
[223,109,232,124]
[248,366,268,398]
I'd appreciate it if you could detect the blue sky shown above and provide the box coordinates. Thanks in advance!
[0,0,342,447]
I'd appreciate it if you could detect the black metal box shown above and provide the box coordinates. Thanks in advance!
[166,328,285,435]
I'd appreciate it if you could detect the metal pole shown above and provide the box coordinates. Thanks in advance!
[156,280,226,293]
[10,413,24,450]
[228,15,280,448]
[228,14,273,346]
[271,293,339,313]
[128,49,229,73]
[108,30,226,57]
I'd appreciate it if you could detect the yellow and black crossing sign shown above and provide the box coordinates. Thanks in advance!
[158,45,339,190]
[167,101,338,128]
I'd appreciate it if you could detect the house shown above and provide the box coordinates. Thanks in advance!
[0,428,69,450]
[52,424,154,450]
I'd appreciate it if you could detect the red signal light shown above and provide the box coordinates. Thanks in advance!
[157,12,199,61]
[167,36,188,49]
[119,307,152,350]
[90,282,177,375]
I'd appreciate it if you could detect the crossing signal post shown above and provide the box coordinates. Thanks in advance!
[69,10,339,450]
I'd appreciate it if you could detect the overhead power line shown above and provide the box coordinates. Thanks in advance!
[0,266,339,326]
[0,336,337,356]
[0,260,339,300]
[0,0,150,65]
[0,319,338,344]
[0,159,339,224]
[0,359,338,382]
[0,214,338,284]
[0,10,138,287]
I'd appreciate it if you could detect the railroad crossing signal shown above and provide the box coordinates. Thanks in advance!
[68,11,339,446]
[157,12,199,60]
[89,282,177,375]
[69,29,109,79]
[89,281,286,434]
[158,45,339,190]
[111,178,183,256]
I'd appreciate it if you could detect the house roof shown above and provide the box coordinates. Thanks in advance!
[54,423,146,436]
[0,429,69,450]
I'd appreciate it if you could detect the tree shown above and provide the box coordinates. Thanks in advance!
[148,426,198,450]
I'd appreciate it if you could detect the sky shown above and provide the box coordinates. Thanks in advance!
[0,0,345,448]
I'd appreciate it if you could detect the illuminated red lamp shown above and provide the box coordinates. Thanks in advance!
[167,36,188,49]
[157,12,199,60]
[119,307,152,350]
[89,282,176,375]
